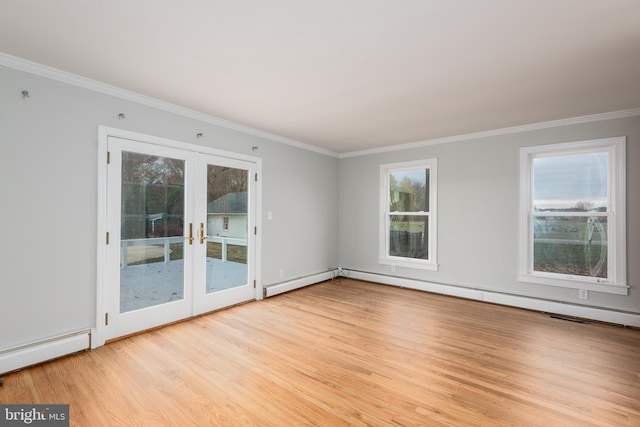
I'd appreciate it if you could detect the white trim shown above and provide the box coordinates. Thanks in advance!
[95,129,109,348]
[516,274,628,295]
[254,161,264,301]
[348,271,640,327]
[0,52,337,158]
[0,330,91,375]
[263,271,334,298]
[340,108,640,158]
[99,126,260,163]
[378,257,439,271]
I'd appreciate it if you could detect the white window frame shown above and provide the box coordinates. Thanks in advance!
[379,159,438,271]
[518,136,627,295]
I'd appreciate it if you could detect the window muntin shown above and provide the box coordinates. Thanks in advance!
[519,137,627,294]
[380,160,437,271]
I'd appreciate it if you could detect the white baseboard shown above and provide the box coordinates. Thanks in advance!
[264,271,334,297]
[0,330,92,375]
[348,271,640,327]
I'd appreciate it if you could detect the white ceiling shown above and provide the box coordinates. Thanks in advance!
[1,1,639,154]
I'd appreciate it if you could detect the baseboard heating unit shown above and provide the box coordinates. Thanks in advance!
[347,270,640,328]
[0,329,91,375]
[264,271,334,298]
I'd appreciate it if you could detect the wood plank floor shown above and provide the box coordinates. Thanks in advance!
[1,279,639,426]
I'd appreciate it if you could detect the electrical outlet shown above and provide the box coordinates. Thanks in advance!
[579,289,589,300]
[279,269,284,278]
[391,265,396,273]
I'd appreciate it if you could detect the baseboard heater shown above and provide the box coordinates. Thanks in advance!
[348,270,640,328]
[264,271,334,298]
[0,329,91,375]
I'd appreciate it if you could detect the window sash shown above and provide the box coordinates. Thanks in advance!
[530,213,609,279]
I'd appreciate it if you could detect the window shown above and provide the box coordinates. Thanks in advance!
[379,159,438,271]
[223,216,229,231]
[519,137,627,294]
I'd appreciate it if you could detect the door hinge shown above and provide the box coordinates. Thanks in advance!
[255,173,258,182]
[253,280,256,288]
[106,232,110,244]
[254,226,257,235]
[107,151,111,164]
[105,313,109,326]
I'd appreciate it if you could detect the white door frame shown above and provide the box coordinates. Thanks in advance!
[95,126,262,348]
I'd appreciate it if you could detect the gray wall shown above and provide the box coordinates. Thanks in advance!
[1,59,637,354]
[338,116,639,314]
[0,64,339,350]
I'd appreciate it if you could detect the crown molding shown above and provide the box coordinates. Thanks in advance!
[3,52,638,160]
[0,52,339,158]
[340,108,640,158]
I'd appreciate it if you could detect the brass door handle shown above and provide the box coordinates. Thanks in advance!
[200,223,207,244]
[186,223,194,245]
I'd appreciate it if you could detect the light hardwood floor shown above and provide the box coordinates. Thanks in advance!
[1,279,639,426]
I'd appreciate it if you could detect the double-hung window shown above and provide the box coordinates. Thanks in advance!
[379,159,438,271]
[518,137,627,294]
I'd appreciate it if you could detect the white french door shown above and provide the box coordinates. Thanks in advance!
[103,135,256,341]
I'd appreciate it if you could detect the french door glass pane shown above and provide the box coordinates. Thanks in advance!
[533,216,607,278]
[120,152,185,313]
[206,165,248,293]
[389,214,429,259]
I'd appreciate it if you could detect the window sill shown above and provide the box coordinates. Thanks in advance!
[517,273,628,295]
[379,257,439,271]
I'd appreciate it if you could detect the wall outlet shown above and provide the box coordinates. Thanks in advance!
[279,269,284,278]
[579,289,589,300]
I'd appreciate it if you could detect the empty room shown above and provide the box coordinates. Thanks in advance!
[1,1,639,426]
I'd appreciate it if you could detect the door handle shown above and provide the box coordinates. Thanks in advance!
[200,222,207,244]
[186,223,194,245]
